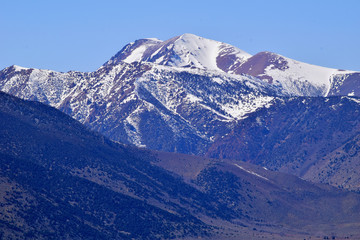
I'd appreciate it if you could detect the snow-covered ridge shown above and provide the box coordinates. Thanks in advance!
[0,59,284,154]
[105,34,360,97]
[260,52,355,96]
[137,63,282,120]
[13,65,30,71]
[105,33,252,73]
[1,33,360,155]
[166,33,251,71]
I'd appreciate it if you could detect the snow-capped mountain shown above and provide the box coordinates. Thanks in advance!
[105,33,252,73]
[106,33,359,97]
[0,60,281,154]
[1,33,359,154]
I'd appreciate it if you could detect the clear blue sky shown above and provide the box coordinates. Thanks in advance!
[1,0,359,72]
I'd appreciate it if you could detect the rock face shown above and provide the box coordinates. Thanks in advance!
[2,91,360,239]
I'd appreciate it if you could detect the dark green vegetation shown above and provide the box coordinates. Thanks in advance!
[2,91,360,239]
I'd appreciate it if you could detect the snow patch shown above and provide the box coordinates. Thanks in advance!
[125,106,146,148]
[144,38,162,42]
[121,93,137,104]
[348,91,355,96]
[264,54,355,96]
[212,77,224,84]
[169,33,223,71]
[186,94,202,103]
[221,95,274,119]
[234,164,269,181]
[123,45,148,63]
[13,65,29,71]
[348,97,360,104]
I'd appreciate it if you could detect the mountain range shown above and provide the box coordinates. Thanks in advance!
[106,33,360,97]
[1,35,359,154]
[2,33,360,238]
[1,91,360,239]
[2,34,360,185]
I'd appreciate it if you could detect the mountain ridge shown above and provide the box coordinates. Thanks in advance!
[206,96,360,191]
[104,33,358,97]
[104,33,252,73]
[2,91,360,239]
[4,33,359,99]
[2,33,360,191]
[0,60,283,154]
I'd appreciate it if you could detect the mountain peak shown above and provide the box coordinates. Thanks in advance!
[8,65,30,72]
[143,37,162,42]
[177,33,203,40]
[179,33,198,38]
[105,33,251,73]
[5,34,360,99]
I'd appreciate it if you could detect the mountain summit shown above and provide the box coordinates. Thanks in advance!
[105,33,251,72]
[105,33,359,97]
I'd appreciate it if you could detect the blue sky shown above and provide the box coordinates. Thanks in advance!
[1,0,359,72]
